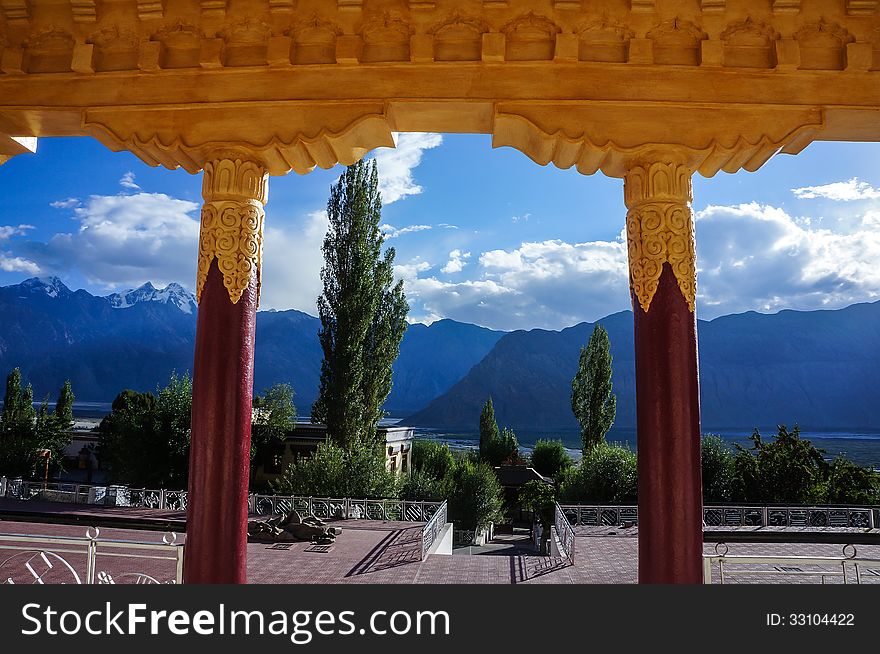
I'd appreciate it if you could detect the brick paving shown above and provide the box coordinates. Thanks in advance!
[3,518,880,584]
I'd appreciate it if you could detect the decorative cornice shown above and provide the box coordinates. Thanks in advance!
[25,26,74,51]
[137,1,166,21]
[151,21,203,46]
[1,0,29,24]
[288,15,342,44]
[577,18,634,43]
[647,18,707,46]
[720,18,779,46]
[845,1,878,16]
[87,25,140,52]
[772,0,801,14]
[794,19,854,46]
[429,13,489,38]
[197,156,268,305]
[70,0,96,23]
[218,19,271,46]
[501,12,561,39]
[359,11,413,44]
[624,162,696,313]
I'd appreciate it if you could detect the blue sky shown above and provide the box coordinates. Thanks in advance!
[0,134,879,331]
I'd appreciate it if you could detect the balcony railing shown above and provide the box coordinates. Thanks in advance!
[421,500,448,560]
[703,543,880,584]
[0,527,184,584]
[559,504,878,529]
[554,503,576,563]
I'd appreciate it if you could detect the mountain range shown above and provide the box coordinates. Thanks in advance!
[0,277,502,414]
[1,277,878,432]
[408,302,880,431]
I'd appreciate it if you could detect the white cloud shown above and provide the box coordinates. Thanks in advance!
[441,249,470,274]
[695,202,880,314]
[50,198,80,209]
[398,240,631,330]
[0,254,40,274]
[792,178,880,201]
[381,223,433,239]
[119,171,141,191]
[0,224,34,241]
[395,200,880,329]
[20,192,200,289]
[260,210,328,313]
[512,213,531,223]
[372,132,442,204]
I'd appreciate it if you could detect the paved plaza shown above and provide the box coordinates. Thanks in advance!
[2,518,879,585]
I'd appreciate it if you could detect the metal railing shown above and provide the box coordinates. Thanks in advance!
[247,494,444,522]
[0,527,184,584]
[703,543,880,584]
[420,500,448,559]
[554,503,575,563]
[559,504,878,529]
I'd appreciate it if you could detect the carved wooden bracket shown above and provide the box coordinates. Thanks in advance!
[82,104,395,176]
[492,103,824,178]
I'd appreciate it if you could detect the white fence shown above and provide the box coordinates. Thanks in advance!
[703,543,880,584]
[0,527,184,584]
[559,504,878,529]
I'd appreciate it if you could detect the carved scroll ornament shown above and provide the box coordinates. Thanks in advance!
[197,156,268,305]
[624,162,696,313]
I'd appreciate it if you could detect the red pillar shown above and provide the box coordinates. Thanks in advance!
[185,155,267,584]
[624,161,703,584]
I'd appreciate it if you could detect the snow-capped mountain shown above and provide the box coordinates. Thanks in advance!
[106,282,197,315]
[17,276,73,299]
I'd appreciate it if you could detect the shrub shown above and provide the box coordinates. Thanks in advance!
[824,457,880,505]
[530,439,574,479]
[398,469,443,501]
[732,425,826,504]
[411,439,455,481]
[519,479,556,527]
[701,435,735,503]
[444,458,504,532]
[272,437,398,499]
[559,443,637,503]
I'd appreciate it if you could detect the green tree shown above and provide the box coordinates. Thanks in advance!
[482,427,521,467]
[251,383,297,465]
[154,372,192,488]
[559,443,637,504]
[311,159,409,449]
[98,373,192,487]
[571,324,617,455]
[530,439,574,479]
[732,425,827,504]
[0,369,73,478]
[444,458,504,533]
[701,435,735,503]
[479,397,500,457]
[54,380,75,433]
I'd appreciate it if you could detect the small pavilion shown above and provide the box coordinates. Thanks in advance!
[2,0,878,583]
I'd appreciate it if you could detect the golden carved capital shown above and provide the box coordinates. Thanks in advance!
[624,161,696,314]
[197,155,268,306]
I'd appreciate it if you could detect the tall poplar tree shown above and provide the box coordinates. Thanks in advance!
[311,159,409,449]
[479,397,499,459]
[571,324,617,455]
